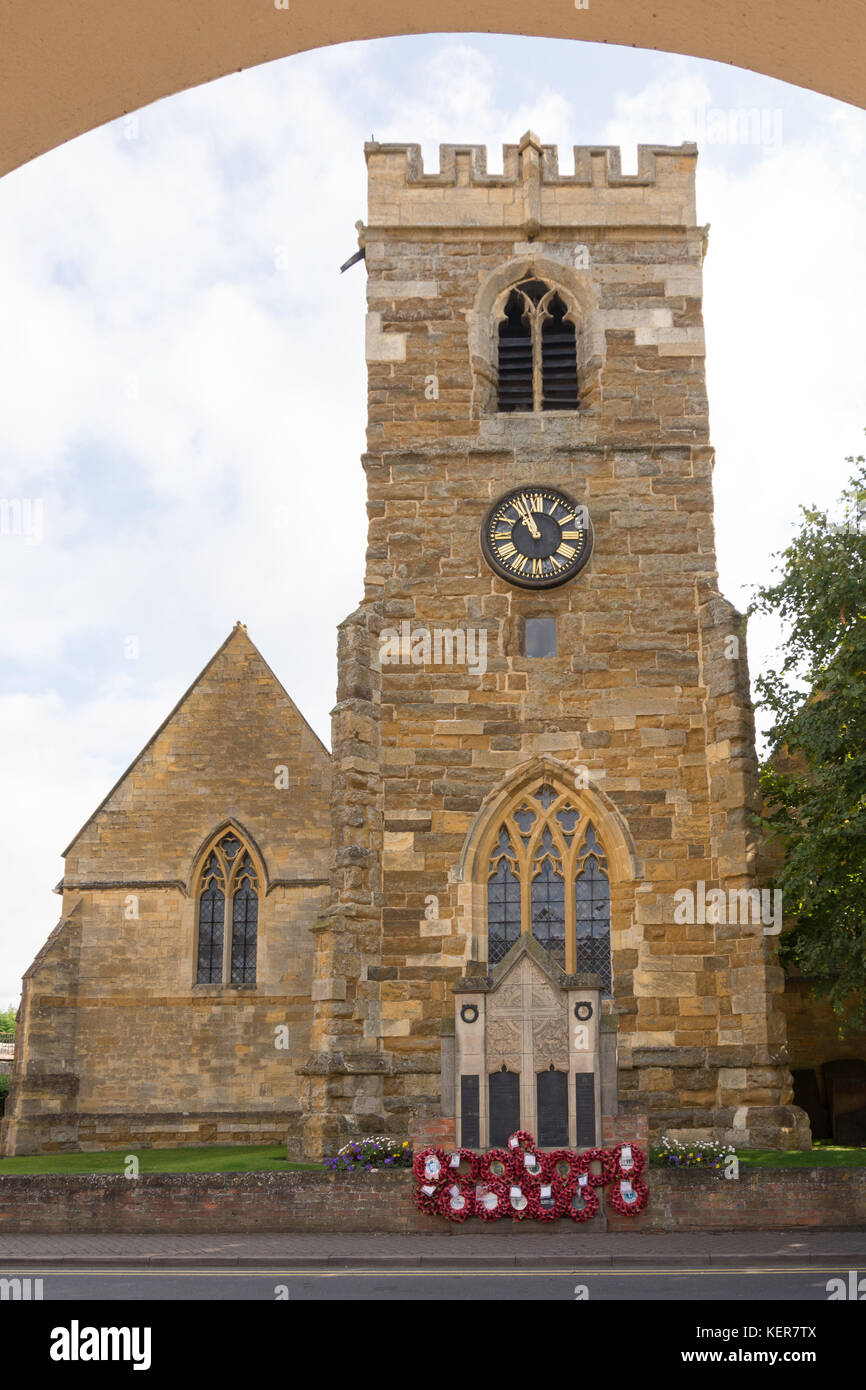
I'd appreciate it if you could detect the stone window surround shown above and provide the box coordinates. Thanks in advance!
[467,248,604,420]
[485,783,612,978]
[451,756,639,985]
[191,823,266,990]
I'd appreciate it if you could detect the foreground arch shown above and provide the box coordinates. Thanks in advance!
[1,0,863,179]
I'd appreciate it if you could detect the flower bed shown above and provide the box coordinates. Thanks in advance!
[650,1136,734,1172]
[323,1134,412,1173]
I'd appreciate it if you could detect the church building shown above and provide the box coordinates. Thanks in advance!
[4,133,827,1158]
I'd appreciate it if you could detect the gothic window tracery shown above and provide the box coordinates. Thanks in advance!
[195,831,260,985]
[485,784,612,992]
[497,280,579,413]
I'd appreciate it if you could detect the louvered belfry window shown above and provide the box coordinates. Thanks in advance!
[497,279,578,413]
[497,289,534,412]
[195,830,259,985]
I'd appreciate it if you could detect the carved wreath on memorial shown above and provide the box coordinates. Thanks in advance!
[413,1130,648,1223]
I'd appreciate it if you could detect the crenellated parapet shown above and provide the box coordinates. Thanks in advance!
[365,130,697,231]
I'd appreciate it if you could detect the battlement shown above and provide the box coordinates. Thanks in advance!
[365,130,697,232]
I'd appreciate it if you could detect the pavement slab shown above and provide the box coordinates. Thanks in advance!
[1,1230,865,1267]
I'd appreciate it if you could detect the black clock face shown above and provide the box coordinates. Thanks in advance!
[481,486,592,589]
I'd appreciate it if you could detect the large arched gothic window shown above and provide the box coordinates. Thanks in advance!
[497,279,578,413]
[195,830,259,984]
[486,783,612,994]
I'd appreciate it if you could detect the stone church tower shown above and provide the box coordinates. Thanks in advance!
[301,133,807,1156]
[3,134,811,1159]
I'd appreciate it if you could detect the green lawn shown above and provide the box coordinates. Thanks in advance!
[735,1144,866,1169]
[4,1141,866,1178]
[650,1143,866,1171]
[0,1144,322,1176]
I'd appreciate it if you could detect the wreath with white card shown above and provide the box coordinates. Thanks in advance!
[413,1132,648,1222]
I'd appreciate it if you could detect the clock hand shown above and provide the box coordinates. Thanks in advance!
[517,495,541,539]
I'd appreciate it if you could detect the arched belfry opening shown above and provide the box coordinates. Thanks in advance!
[467,255,601,420]
[496,279,579,412]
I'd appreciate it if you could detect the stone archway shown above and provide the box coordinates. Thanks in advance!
[1,2,864,179]
[449,757,640,1144]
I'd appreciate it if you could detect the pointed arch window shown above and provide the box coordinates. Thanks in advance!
[497,280,578,413]
[485,784,612,992]
[195,831,260,985]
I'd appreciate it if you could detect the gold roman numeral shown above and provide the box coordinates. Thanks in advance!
[511,553,528,574]
[493,530,512,540]
[498,541,516,558]
[561,530,583,540]
[557,542,576,560]
[531,556,543,578]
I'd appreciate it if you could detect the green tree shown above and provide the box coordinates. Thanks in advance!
[0,1008,15,1035]
[750,457,866,1030]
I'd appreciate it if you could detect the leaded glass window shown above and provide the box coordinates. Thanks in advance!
[196,852,225,984]
[487,828,522,964]
[530,827,566,965]
[484,784,613,991]
[230,853,258,984]
[195,830,260,985]
[575,829,612,996]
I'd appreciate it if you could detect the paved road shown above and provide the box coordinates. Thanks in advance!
[4,1232,864,1307]
[0,1265,854,1300]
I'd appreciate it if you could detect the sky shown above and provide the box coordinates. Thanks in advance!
[0,33,864,1007]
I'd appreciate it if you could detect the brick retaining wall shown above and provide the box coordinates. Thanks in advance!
[0,1167,864,1234]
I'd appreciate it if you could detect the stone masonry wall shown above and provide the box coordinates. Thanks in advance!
[311,135,806,1151]
[2,627,332,1156]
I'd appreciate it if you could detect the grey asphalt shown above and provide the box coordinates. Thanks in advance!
[5,1268,847,1301]
[2,1229,865,1268]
